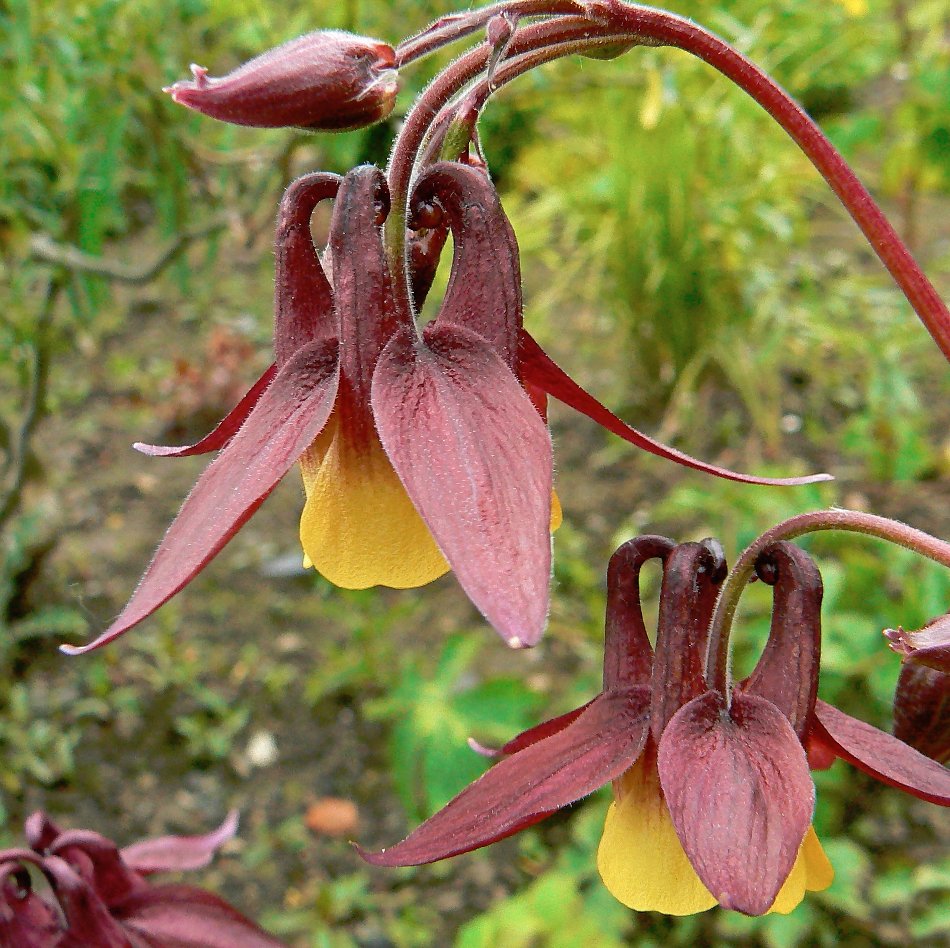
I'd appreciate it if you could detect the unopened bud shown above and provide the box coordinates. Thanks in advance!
[165,30,398,131]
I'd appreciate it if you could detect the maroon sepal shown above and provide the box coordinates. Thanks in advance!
[603,535,674,691]
[359,687,650,867]
[62,339,340,654]
[518,330,832,487]
[165,31,398,131]
[813,700,950,804]
[134,363,277,458]
[885,613,950,674]
[112,884,286,947]
[483,699,596,757]
[119,810,239,876]
[658,690,814,916]
[650,541,726,742]
[372,324,552,648]
[736,542,823,738]
[893,663,950,763]
[412,163,521,369]
[274,172,340,366]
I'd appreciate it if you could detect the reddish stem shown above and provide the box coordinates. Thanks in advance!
[389,3,950,359]
[706,510,950,695]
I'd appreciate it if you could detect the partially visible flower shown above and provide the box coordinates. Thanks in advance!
[165,31,398,131]
[885,612,950,673]
[361,536,950,916]
[65,162,826,656]
[892,661,950,764]
[0,810,284,946]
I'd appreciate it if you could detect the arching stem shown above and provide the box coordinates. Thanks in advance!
[706,510,950,695]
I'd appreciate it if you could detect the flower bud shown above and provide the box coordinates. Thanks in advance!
[165,30,398,131]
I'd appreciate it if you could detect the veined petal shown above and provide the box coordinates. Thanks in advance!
[658,691,815,916]
[372,324,553,648]
[413,162,522,368]
[359,687,650,867]
[813,700,950,804]
[518,331,832,487]
[62,339,340,655]
[299,413,448,589]
[134,363,277,457]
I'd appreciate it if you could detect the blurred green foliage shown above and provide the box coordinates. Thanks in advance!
[1,0,948,946]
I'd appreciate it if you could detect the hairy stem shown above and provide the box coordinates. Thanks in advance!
[706,510,950,694]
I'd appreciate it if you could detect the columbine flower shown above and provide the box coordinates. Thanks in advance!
[65,161,825,656]
[361,535,950,916]
[892,660,949,764]
[0,810,284,946]
[165,31,398,131]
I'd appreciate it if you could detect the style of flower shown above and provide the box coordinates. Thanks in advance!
[360,535,950,916]
[165,31,399,131]
[64,161,826,657]
[0,810,284,946]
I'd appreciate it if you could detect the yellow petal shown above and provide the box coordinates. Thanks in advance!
[299,417,449,589]
[550,489,563,532]
[597,757,717,915]
[597,757,834,916]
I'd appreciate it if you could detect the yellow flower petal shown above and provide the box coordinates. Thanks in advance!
[597,757,834,916]
[299,417,449,589]
[550,489,563,532]
[597,757,717,915]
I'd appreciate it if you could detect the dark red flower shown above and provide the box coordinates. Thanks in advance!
[0,810,284,946]
[361,536,949,916]
[65,163,826,656]
[165,31,398,131]
[885,612,950,673]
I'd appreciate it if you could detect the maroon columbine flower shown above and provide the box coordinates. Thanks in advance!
[361,535,950,916]
[64,161,826,656]
[165,31,398,131]
[0,810,284,946]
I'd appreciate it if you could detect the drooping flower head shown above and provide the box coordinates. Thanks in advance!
[361,533,950,916]
[0,810,284,946]
[65,156,827,656]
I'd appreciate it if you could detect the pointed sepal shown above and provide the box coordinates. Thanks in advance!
[359,688,650,866]
[62,339,340,654]
[813,700,950,804]
[658,690,814,916]
[134,364,277,457]
[372,324,553,647]
[518,331,832,487]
